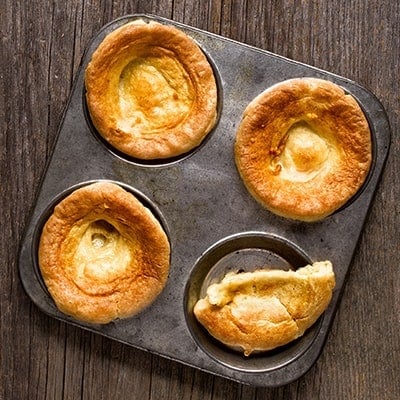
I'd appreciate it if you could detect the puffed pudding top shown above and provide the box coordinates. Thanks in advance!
[38,181,170,324]
[85,19,218,160]
[235,78,372,221]
[194,261,335,355]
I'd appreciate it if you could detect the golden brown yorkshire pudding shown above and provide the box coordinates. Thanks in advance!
[234,78,372,221]
[193,261,335,356]
[38,182,170,324]
[85,19,218,160]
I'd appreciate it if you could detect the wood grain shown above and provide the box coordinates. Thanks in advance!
[1,0,399,399]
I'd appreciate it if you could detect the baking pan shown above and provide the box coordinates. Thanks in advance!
[19,14,391,387]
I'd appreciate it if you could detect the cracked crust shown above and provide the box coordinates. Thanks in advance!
[193,261,335,355]
[38,181,170,324]
[234,77,372,221]
[85,19,218,160]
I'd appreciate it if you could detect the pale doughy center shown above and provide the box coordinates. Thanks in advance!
[230,295,293,327]
[277,122,334,182]
[69,220,133,294]
[118,54,194,133]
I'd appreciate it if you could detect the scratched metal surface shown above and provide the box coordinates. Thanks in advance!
[18,14,390,387]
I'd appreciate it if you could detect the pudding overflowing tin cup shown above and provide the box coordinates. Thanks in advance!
[233,78,375,222]
[184,232,323,372]
[31,179,170,324]
[83,17,223,168]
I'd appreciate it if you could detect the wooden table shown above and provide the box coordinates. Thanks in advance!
[1,1,399,398]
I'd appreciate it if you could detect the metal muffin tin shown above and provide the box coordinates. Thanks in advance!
[19,14,391,387]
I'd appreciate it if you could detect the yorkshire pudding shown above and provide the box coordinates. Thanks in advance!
[193,261,335,356]
[234,78,372,221]
[38,181,170,324]
[85,19,218,160]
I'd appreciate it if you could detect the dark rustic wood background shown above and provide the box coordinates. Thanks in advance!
[1,0,399,399]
